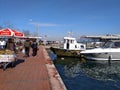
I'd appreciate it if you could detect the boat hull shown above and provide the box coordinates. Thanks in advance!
[83,53,120,61]
[80,48,120,61]
[50,47,82,57]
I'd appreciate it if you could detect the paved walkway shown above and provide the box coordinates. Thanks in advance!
[0,46,66,90]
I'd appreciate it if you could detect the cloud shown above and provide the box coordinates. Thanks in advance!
[29,20,76,27]
[30,22,60,27]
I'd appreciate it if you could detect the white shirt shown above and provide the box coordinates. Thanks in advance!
[0,40,6,46]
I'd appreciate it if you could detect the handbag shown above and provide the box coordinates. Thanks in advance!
[22,49,25,54]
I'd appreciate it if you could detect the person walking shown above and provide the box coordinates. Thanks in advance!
[24,38,31,57]
[31,39,38,56]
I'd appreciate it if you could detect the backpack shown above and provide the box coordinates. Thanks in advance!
[31,42,38,48]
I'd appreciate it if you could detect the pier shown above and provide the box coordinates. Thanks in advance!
[0,46,66,90]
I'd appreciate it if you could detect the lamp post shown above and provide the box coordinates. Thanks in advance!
[35,23,39,37]
[30,19,39,37]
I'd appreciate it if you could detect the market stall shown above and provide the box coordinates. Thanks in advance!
[0,28,25,37]
[0,49,17,70]
[0,28,25,70]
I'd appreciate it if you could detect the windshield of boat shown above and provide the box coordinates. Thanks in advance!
[102,41,120,48]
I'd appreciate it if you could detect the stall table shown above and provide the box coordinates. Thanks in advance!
[0,54,17,70]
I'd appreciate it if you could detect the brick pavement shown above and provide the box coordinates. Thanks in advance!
[0,46,54,90]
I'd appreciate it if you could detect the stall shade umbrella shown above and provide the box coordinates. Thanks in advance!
[0,28,25,38]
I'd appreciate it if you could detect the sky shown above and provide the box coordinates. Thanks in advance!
[0,0,120,40]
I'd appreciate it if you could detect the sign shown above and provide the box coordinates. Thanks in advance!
[0,55,15,62]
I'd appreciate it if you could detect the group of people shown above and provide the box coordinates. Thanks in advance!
[0,38,15,50]
[24,38,38,57]
[0,38,39,57]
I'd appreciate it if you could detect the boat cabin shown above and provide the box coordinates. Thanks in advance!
[63,37,86,50]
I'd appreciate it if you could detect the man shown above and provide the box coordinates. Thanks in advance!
[24,39,31,57]
[31,39,38,56]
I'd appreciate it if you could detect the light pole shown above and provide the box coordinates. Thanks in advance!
[30,19,40,37]
[35,23,39,37]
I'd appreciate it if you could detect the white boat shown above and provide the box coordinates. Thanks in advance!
[80,40,120,60]
[50,36,86,57]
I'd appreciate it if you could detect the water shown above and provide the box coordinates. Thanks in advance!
[48,51,120,90]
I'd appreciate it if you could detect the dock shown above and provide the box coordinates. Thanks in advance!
[0,46,67,90]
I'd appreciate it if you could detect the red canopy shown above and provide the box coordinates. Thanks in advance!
[0,28,25,37]
[0,28,13,36]
[12,30,24,37]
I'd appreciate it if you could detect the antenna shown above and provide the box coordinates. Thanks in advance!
[67,31,73,37]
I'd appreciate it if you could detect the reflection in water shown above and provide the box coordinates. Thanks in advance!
[63,59,120,81]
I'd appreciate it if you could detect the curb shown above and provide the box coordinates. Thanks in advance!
[42,46,67,90]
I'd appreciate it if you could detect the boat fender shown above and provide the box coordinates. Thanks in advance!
[108,55,112,60]
[80,54,85,59]
[108,55,112,65]
[80,55,86,62]
[61,57,64,60]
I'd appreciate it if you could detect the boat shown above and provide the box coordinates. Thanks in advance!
[50,36,86,57]
[80,40,120,60]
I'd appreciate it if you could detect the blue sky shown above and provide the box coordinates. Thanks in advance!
[0,0,120,40]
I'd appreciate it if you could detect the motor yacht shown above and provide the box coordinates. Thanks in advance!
[80,40,120,60]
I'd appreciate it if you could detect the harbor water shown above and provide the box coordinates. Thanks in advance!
[48,51,120,90]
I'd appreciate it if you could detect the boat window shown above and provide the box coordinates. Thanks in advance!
[114,42,120,48]
[64,39,66,43]
[75,45,77,48]
[102,41,120,48]
[71,40,74,43]
[81,45,84,48]
[67,40,69,43]
[102,41,113,48]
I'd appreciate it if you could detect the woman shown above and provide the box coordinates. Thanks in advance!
[31,39,38,56]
